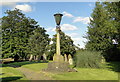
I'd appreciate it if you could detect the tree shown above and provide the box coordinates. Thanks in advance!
[48,31,76,60]
[85,2,120,61]
[28,27,50,61]
[103,2,120,61]
[1,9,38,61]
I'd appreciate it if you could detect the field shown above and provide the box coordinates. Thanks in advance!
[0,61,120,81]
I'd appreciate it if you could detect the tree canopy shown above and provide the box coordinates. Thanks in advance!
[1,9,50,61]
[86,2,120,61]
[28,27,50,61]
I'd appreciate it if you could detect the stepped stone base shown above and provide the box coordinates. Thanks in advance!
[43,54,77,72]
[43,62,78,72]
[43,62,69,72]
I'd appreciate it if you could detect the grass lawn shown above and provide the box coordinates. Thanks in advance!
[0,67,27,81]
[52,68,118,80]
[1,61,119,81]
[22,62,48,72]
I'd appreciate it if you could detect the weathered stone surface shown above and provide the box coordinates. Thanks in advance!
[56,31,61,56]
[68,54,72,59]
[43,53,47,62]
[45,62,69,72]
[68,54,73,65]
[44,26,77,72]
[43,62,78,72]
[101,56,105,63]
[69,58,73,65]
[29,55,33,61]
[53,54,64,62]
[64,54,68,62]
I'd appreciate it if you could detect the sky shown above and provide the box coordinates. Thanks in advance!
[0,1,96,48]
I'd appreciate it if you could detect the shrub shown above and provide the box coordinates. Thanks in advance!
[74,50,102,68]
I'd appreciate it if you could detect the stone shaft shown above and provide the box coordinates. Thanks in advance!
[56,30,61,55]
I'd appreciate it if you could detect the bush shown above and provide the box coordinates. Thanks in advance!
[74,50,102,68]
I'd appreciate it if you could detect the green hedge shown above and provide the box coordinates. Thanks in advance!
[74,50,102,68]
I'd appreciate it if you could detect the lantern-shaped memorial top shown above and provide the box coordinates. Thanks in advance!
[54,13,63,26]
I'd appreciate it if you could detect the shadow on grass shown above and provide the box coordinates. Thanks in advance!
[1,60,48,68]
[1,76,22,82]
[0,73,5,75]
[118,73,120,82]
[107,62,120,72]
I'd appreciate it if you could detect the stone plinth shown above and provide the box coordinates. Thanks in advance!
[53,54,64,62]
[44,53,69,72]
[43,61,78,72]
[44,62,69,72]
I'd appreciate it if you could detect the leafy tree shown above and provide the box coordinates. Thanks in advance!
[0,20,1,59]
[106,2,120,47]
[48,31,76,60]
[103,2,120,61]
[28,27,50,61]
[86,2,120,61]
[86,2,112,51]
[1,9,38,61]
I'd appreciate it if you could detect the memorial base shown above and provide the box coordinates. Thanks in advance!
[43,62,69,72]
[43,54,77,72]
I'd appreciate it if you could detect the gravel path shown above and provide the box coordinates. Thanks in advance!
[16,67,52,80]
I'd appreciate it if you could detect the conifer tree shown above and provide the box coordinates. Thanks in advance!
[86,2,120,61]
[28,27,50,61]
[2,9,39,61]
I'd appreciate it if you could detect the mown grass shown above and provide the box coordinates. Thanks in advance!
[1,61,120,81]
[0,67,27,81]
[22,62,48,72]
[19,61,119,80]
[2,61,39,67]
[52,68,118,80]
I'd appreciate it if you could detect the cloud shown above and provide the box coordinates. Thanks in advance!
[62,11,92,25]
[14,4,32,12]
[66,33,87,48]
[61,24,78,31]
[62,11,74,18]
[0,0,31,7]
[66,33,79,37]
[72,37,87,48]
[46,24,78,32]
[1,0,33,12]
[88,3,92,7]
[73,17,91,24]
[46,27,55,32]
